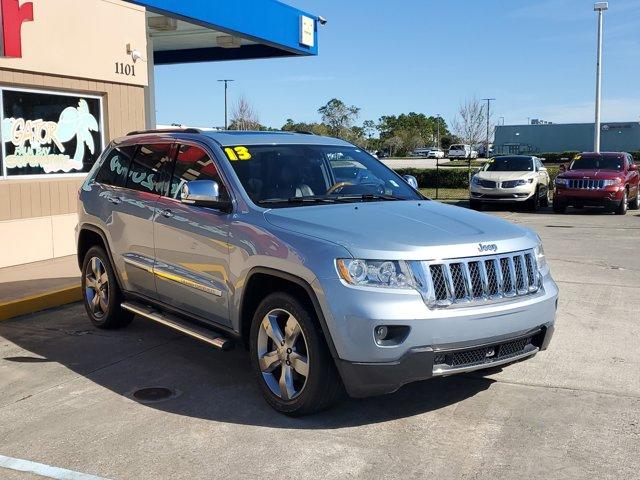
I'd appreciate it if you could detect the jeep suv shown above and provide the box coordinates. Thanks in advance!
[76,130,557,415]
[553,152,640,214]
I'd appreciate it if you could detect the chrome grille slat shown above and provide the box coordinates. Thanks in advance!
[568,179,605,189]
[420,249,542,309]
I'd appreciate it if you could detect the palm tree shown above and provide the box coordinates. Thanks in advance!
[56,99,99,171]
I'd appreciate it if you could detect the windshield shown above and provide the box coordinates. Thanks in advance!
[570,154,624,171]
[225,144,422,207]
[483,157,533,172]
[450,145,465,151]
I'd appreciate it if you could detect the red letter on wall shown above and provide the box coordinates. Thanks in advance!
[1,0,34,58]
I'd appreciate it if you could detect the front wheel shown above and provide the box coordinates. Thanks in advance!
[527,188,540,212]
[629,188,640,210]
[540,187,550,207]
[249,292,343,416]
[553,198,567,214]
[615,190,628,215]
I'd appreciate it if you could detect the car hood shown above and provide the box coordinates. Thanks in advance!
[476,171,536,181]
[560,169,623,180]
[264,200,536,260]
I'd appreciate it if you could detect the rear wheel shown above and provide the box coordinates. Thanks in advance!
[615,189,628,215]
[82,246,133,329]
[249,292,343,416]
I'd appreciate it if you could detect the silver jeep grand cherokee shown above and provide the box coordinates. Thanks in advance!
[76,129,557,415]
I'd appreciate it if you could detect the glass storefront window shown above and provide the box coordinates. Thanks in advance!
[0,87,104,178]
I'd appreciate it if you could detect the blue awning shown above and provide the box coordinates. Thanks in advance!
[125,0,319,65]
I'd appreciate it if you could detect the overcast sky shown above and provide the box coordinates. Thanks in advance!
[154,0,640,130]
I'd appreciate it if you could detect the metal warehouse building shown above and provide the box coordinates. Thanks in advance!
[494,122,640,155]
[0,0,319,267]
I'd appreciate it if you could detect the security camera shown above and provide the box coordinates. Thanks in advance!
[131,49,144,63]
[317,16,327,25]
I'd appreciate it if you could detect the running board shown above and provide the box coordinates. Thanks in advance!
[121,301,233,351]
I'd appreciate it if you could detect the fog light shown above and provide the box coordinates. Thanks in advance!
[375,325,389,341]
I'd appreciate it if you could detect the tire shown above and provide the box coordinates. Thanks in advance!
[527,188,540,212]
[552,198,567,214]
[540,186,550,207]
[249,292,343,416]
[615,189,628,215]
[469,199,482,211]
[629,188,640,210]
[81,246,134,329]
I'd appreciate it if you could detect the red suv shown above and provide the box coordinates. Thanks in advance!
[553,152,639,215]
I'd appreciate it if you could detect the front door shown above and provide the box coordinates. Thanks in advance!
[153,143,232,327]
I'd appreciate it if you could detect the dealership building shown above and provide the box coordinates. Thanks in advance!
[493,122,640,156]
[0,0,319,267]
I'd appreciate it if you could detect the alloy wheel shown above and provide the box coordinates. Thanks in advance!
[84,257,109,318]
[256,308,309,400]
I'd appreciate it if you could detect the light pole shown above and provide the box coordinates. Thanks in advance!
[435,114,441,200]
[435,113,441,148]
[482,98,495,158]
[217,79,234,129]
[500,116,505,126]
[593,2,608,153]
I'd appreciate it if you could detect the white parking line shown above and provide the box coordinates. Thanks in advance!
[0,455,110,480]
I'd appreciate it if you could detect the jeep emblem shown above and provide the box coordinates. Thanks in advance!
[478,243,498,253]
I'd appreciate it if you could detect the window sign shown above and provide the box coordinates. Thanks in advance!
[0,87,104,177]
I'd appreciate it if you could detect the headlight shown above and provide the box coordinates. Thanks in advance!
[515,178,534,186]
[534,241,548,271]
[471,176,480,185]
[602,178,622,186]
[555,177,568,186]
[337,259,416,289]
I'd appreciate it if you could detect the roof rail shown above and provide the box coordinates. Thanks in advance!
[126,128,202,136]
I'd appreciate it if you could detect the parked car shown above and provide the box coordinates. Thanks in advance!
[470,155,551,211]
[553,152,639,215]
[425,147,445,159]
[408,148,430,157]
[448,144,478,159]
[77,129,557,416]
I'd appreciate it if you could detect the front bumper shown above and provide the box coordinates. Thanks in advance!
[315,273,558,397]
[554,186,623,207]
[337,325,554,397]
[470,184,535,202]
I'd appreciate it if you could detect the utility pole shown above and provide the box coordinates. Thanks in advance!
[593,2,608,153]
[217,79,234,129]
[435,113,441,148]
[482,98,495,158]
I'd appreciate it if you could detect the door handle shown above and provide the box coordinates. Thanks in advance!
[160,209,173,218]
[107,196,122,205]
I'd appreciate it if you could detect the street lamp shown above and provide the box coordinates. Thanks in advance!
[593,2,608,153]
[482,98,495,158]
[217,79,234,129]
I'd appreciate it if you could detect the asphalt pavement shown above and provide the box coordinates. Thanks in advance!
[0,205,638,480]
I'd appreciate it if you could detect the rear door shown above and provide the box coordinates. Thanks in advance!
[152,142,232,326]
[113,142,174,298]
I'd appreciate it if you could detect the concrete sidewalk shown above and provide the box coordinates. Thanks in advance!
[0,255,81,321]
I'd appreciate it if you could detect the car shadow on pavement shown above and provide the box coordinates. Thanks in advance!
[0,305,494,429]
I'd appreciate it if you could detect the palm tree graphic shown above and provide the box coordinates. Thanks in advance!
[56,99,99,171]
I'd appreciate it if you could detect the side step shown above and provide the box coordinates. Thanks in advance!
[121,301,234,351]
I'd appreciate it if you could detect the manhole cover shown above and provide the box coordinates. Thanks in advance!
[131,387,179,403]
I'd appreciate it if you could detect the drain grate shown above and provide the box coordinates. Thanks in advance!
[132,387,179,404]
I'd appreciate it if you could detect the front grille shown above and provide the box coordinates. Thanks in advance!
[501,180,521,188]
[423,249,540,308]
[478,179,496,188]
[567,179,604,189]
[433,336,534,368]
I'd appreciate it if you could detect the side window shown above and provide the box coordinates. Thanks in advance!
[94,145,136,187]
[125,143,173,194]
[168,144,228,200]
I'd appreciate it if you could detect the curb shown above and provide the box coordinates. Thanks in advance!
[0,284,82,321]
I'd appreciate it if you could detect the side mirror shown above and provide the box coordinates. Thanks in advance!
[403,175,418,189]
[539,166,547,172]
[181,180,231,212]
[558,164,567,173]
[629,164,638,171]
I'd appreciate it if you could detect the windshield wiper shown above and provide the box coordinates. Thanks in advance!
[335,193,406,202]
[257,196,339,205]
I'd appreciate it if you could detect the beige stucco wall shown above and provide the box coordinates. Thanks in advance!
[0,0,148,87]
